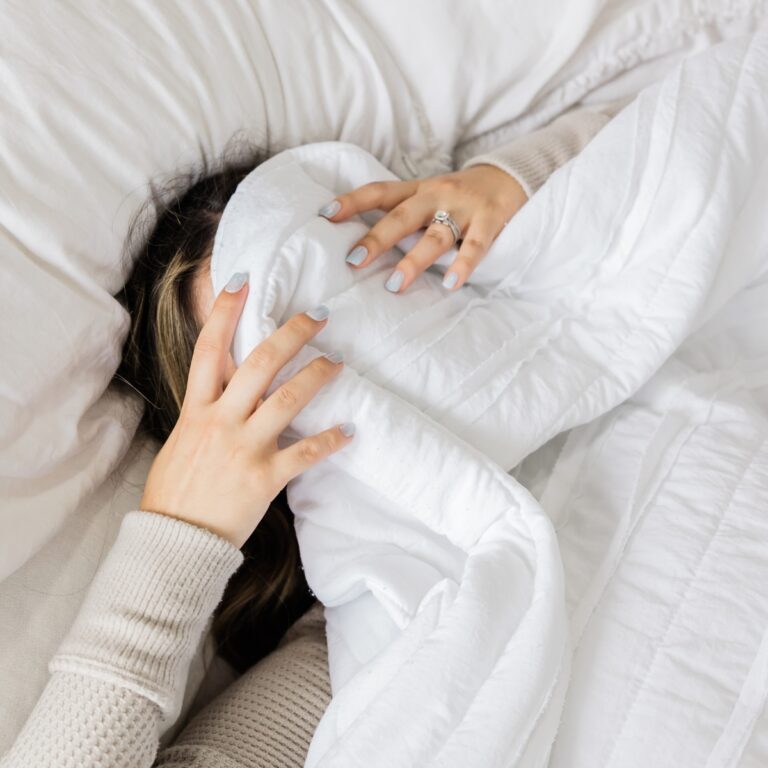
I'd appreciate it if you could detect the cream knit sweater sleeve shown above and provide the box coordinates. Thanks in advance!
[0,511,244,768]
[460,98,630,198]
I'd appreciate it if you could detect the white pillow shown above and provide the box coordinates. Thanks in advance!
[0,0,617,582]
[0,1,428,581]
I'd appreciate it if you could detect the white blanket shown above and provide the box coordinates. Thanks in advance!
[211,27,768,768]
[3,0,728,584]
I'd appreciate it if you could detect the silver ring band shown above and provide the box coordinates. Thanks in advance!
[431,209,461,245]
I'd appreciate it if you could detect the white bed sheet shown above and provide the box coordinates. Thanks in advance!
[1,0,764,757]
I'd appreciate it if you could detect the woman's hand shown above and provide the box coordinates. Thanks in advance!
[140,273,354,548]
[319,164,527,293]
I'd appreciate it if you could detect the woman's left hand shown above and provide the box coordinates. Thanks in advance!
[318,164,528,294]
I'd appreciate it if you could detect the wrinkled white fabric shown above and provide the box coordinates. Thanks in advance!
[4,0,762,755]
[211,27,768,767]
[0,0,756,586]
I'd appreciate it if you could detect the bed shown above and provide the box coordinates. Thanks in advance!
[1,1,765,765]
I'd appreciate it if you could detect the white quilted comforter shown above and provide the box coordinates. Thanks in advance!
[210,26,768,768]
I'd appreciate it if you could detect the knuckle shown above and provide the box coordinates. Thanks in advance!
[439,176,461,192]
[486,201,507,219]
[425,227,450,244]
[193,334,221,357]
[298,440,322,464]
[388,205,409,222]
[274,384,299,410]
[363,230,385,250]
[362,181,386,195]
[246,345,277,371]
[196,412,228,444]
[322,432,340,453]
[229,434,252,463]
[464,236,488,252]
[260,461,283,494]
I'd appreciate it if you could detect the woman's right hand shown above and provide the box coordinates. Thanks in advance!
[139,272,353,548]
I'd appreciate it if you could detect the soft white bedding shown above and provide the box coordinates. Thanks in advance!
[1,0,755,582]
[0,0,591,745]
[1,0,765,760]
[210,26,768,767]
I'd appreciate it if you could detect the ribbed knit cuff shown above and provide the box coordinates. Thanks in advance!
[461,106,614,198]
[50,511,244,727]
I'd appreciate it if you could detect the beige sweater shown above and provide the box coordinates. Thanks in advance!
[460,98,629,197]
[0,100,624,768]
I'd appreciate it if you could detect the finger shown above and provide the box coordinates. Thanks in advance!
[273,423,355,484]
[184,272,249,407]
[345,196,436,270]
[441,215,503,291]
[223,353,237,388]
[319,180,418,223]
[219,306,330,419]
[385,215,468,294]
[247,352,344,438]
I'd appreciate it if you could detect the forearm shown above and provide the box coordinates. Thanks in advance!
[0,511,243,768]
[461,98,630,198]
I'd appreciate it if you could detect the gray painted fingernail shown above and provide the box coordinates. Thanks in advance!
[442,272,459,290]
[224,271,248,293]
[384,269,405,293]
[340,422,356,437]
[346,245,368,266]
[323,351,344,364]
[306,304,330,321]
[318,200,341,218]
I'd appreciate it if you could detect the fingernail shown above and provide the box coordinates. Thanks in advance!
[306,304,330,321]
[323,351,344,364]
[384,269,405,293]
[346,245,368,266]
[340,422,356,437]
[318,200,341,218]
[442,272,459,290]
[224,271,248,293]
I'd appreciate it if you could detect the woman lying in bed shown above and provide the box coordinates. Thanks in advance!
[0,100,623,768]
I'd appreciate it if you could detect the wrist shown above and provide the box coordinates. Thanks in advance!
[139,495,247,548]
[463,163,528,217]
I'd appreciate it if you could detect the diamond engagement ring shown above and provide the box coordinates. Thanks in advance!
[431,210,462,245]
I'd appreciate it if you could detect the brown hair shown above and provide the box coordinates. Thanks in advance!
[113,145,315,671]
